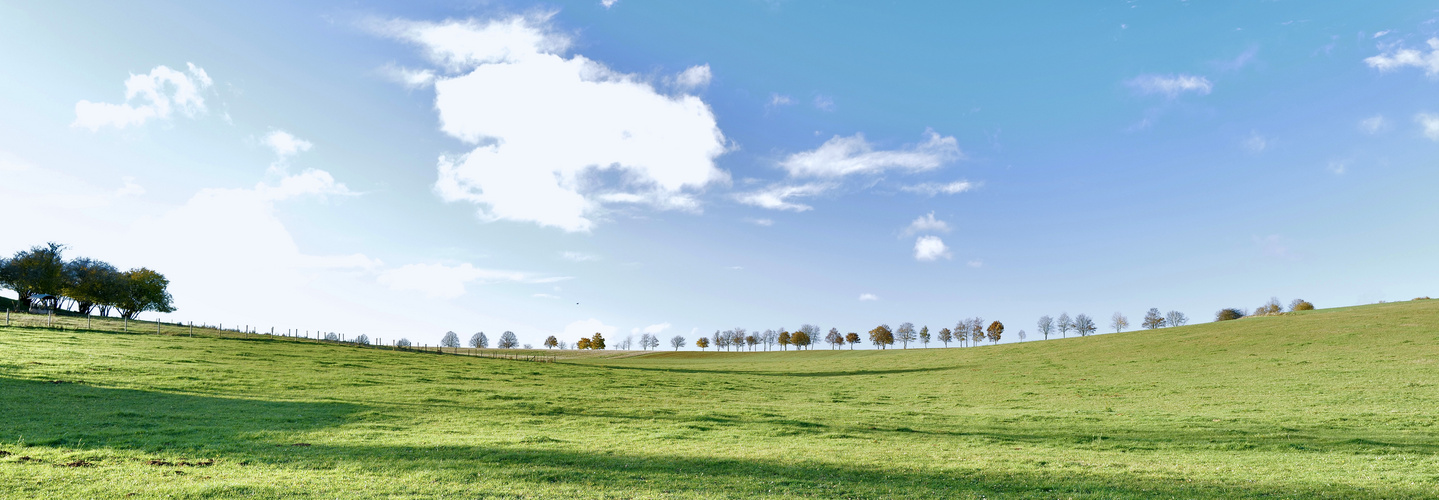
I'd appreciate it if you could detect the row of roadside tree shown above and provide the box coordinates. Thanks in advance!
[0,242,175,319]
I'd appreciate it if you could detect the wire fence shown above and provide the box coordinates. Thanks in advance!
[1,308,556,363]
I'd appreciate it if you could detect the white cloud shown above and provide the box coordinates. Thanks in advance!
[381,65,437,89]
[636,322,670,334]
[914,235,951,262]
[780,130,961,178]
[768,93,793,107]
[902,212,950,236]
[672,64,711,91]
[900,180,974,196]
[858,293,879,301]
[1243,131,1268,152]
[1365,38,1439,78]
[560,251,599,262]
[967,260,983,268]
[601,0,618,8]
[812,95,835,111]
[533,293,561,299]
[564,318,617,339]
[1374,30,1392,39]
[1327,159,1348,175]
[1125,74,1213,98]
[378,262,568,299]
[73,63,213,130]
[115,177,145,197]
[746,218,774,226]
[254,169,354,201]
[380,17,728,232]
[733,182,831,212]
[264,130,313,158]
[1359,115,1388,134]
[1416,113,1439,140]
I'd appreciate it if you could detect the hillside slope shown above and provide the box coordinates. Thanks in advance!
[1,301,1437,498]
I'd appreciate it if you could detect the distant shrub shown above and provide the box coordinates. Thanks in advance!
[396,338,412,348]
[354,334,371,345]
[1289,299,1314,311]
[324,332,340,341]
[1215,308,1245,321]
[1414,297,1432,301]
[1254,297,1283,316]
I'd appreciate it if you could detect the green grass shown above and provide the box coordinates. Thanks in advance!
[2,301,1437,498]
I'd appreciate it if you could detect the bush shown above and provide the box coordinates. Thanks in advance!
[324,332,340,341]
[1215,308,1245,321]
[354,334,370,345]
[1289,299,1314,311]
[396,338,412,348]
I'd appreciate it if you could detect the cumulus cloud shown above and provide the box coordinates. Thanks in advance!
[1365,38,1439,78]
[1416,113,1439,140]
[1126,74,1213,97]
[914,235,951,261]
[733,183,831,211]
[379,16,728,232]
[601,0,618,8]
[780,130,961,178]
[564,318,617,338]
[381,64,437,89]
[1359,115,1388,134]
[672,64,711,91]
[902,212,950,236]
[900,180,974,196]
[74,63,213,130]
[378,262,568,299]
[264,130,313,158]
[858,293,879,301]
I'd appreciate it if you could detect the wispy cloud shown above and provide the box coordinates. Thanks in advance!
[1126,74,1213,98]
[900,180,974,196]
[746,218,774,226]
[264,130,313,159]
[560,251,599,262]
[1359,115,1388,134]
[812,94,835,111]
[733,183,831,211]
[378,262,570,299]
[858,293,879,301]
[780,129,961,178]
[1242,131,1268,152]
[966,260,983,268]
[768,93,793,107]
[671,64,711,91]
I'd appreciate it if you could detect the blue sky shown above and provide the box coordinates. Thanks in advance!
[3,1,1437,348]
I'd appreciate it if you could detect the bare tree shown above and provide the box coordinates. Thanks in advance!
[732,328,748,351]
[825,328,844,349]
[396,338,412,348]
[1057,313,1072,338]
[969,317,985,346]
[1142,308,1165,329]
[1165,310,1188,326]
[1037,315,1054,340]
[1110,312,1129,333]
[638,333,653,350]
[470,332,489,348]
[799,324,820,349]
[762,329,778,351]
[670,335,686,350]
[1073,314,1096,336]
[1016,329,1026,342]
[953,320,968,347]
[499,331,519,348]
[714,330,730,351]
[896,322,917,348]
[937,327,953,347]
[441,331,461,348]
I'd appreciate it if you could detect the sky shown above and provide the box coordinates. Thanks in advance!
[2,1,1438,349]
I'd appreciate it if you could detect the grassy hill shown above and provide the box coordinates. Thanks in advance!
[1,301,1437,498]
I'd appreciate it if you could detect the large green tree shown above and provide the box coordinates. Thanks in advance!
[64,257,122,316]
[0,242,67,310]
[116,268,176,320]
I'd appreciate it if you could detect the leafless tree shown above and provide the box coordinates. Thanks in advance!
[1165,310,1188,326]
[896,322,917,348]
[1142,308,1165,329]
[1037,315,1054,340]
[1057,313,1072,338]
[670,335,686,350]
[1110,312,1129,333]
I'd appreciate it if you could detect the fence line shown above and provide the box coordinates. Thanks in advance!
[1,308,556,363]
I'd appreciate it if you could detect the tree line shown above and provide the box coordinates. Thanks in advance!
[0,242,175,320]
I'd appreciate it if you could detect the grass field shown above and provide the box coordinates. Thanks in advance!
[2,301,1437,498]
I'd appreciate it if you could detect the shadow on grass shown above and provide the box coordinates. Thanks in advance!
[250,442,1426,499]
[0,377,359,453]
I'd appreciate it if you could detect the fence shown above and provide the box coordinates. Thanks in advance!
[1,308,556,363]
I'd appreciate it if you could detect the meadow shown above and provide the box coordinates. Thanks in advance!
[1,300,1437,498]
